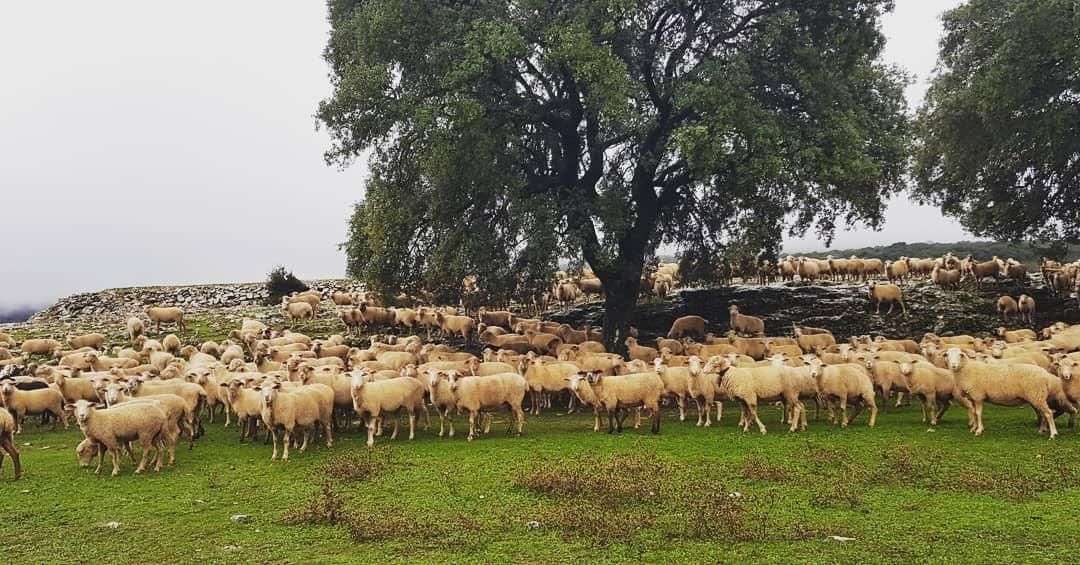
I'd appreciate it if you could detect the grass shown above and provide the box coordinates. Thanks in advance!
[4,402,1080,564]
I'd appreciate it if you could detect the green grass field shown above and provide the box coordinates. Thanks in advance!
[3,400,1080,564]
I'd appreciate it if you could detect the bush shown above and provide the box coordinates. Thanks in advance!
[266,266,308,303]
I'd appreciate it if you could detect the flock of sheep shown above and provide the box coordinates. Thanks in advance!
[1,251,1079,481]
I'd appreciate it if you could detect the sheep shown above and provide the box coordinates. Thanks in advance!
[146,307,186,333]
[159,334,181,355]
[0,382,68,433]
[765,341,802,359]
[566,371,662,434]
[440,371,526,441]
[0,407,20,480]
[796,257,820,283]
[1018,295,1036,325]
[436,313,476,345]
[861,356,910,413]
[53,371,103,403]
[930,264,961,290]
[805,359,877,427]
[867,282,905,315]
[122,317,145,343]
[332,291,358,306]
[21,338,62,357]
[702,356,804,434]
[653,357,698,422]
[943,347,1059,438]
[103,388,186,463]
[624,337,659,363]
[255,381,328,460]
[220,378,263,440]
[652,277,671,299]
[284,301,315,321]
[795,331,836,354]
[67,399,169,475]
[766,354,819,426]
[996,296,1019,323]
[557,324,590,345]
[653,337,684,356]
[861,258,886,280]
[68,333,106,350]
[667,315,708,340]
[478,308,516,329]
[727,305,764,337]
[126,378,207,439]
[569,352,626,376]
[0,333,15,349]
[521,359,580,415]
[885,259,909,284]
[898,360,968,425]
[966,257,1004,288]
[285,292,322,316]
[996,327,1036,343]
[350,372,425,447]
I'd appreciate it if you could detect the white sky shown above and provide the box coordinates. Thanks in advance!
[0,0,968,310]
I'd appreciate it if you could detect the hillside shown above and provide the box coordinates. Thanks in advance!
[787,240,1080,266]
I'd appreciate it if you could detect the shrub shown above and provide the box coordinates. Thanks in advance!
[266,265,309,303]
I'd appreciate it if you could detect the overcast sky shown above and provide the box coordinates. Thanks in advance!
[1,0,968,311]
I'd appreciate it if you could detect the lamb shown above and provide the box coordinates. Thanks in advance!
[944,347,1059,438]
[21,338,62,357]
[703,356,803,434]
[996,296,1019,323]
[146,307,186,333]
[728,305,764,336]
[256,381,330,460]
[436,313,476,345]
[1018,294,1036,325]
[350,372,425,447]
[667,315,708,340]
[565,371,662,434]
[66,399,168,475]
[867,282,906,315]
[440,371,525,440]
[0,382,68,433]
[421,369,458,437]
[805,359,877,427]
[69,333,106,350]
[624,337,659,363]
[0,408,20,480]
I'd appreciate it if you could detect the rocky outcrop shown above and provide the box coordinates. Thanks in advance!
[547,281,1079,342]
[29,280,362,323]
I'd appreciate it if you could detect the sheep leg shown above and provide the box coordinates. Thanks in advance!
[269,427,280,460]
[566,391,576,415]
[110,448,122,477]
[483,413,492,434]
[748,402,767,435]
[787,401,802,433]
[437,407,446,437]
[651,403,661,434]
[607,408,617,434]
[592,407,601,432]
[390,416,400,440]
[676,396,686,421]
[799,400,808,431]
[839,397,849,428]
[715,401,722,424]
[972,400,985,436]
[467,410,477,441]
[282,428,292,461]
[407,410,416,440]
[1036,401,1058,439]
[420,404,430,432]
[865,395,877,427]
[0,433,20,480]
[298,427,311,452]
[514,404,525,436]
[633,407,641,429]
[693,397,705,426]
[895,392,905,408]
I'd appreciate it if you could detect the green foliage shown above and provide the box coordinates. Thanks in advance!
[322,0,911,340]
[794,240,1080,266]
[265,266,309,302]
[913,0,1080,242]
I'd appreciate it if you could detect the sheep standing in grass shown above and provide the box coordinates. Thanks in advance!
[703,356,803,434]
[0,408,20,480]
[350,372,425,447]
[566,371,663,434]
[67,399,167,476]
[899,360,969,426]
[146,307,186,333]
[728,305,764,336]
[805,358,877,427]
[0,382,68,433]
[447,371,527,441]
[944,347,1059,438]
[867,282,906,315]
[21,339,62,357]
[68,333,105,350]
[257,381,322,460]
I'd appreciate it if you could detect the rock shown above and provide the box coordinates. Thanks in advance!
[230,514,250,523]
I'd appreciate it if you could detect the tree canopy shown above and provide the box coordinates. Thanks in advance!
[320,0,910,344]
[913,0,1080,242]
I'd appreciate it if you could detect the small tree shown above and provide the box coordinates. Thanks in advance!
[266,266,309,304]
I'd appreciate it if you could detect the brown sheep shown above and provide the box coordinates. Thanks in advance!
[1018,294,1036,325]
[996,296,1019,324]
[667,315,708,340]
[69,333,106,350]
[728,305,764,337]
[867,282,905,315]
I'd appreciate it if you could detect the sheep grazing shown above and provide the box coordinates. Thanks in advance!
[728,305,764,337]
[68,399,169,476]
[69,333,105,350]
[1018,294,1036,325]
[867,282,906,315]
[667,315,708,340]
[445,371,527,441]
[125,317,145,342]
[0,408,20,480]
[146,307,186,333]
[996,296,1019,323]
[284,300,315,321]
[566,371,663,434]
[350,372,425,447]
[944,347,1059,438]
[21,338,62,357]
[0,382,68,433]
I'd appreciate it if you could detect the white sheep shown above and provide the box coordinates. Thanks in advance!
[0,382,68,433]
[146,307,186,333]
[805,358,877,427]
[521,358,579,415]
[126,317,145,342]
[447,371,527,441]
[350,372,425,447]
[67,399,168,476]
[566,371,663,434]
[703,356,803,434]
[944,347,1059,438]
[256,381,326,460]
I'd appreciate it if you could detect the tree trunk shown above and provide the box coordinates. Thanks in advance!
[601,276,639,356]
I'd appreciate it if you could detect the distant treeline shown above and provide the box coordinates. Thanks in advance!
[790,241,1080,267]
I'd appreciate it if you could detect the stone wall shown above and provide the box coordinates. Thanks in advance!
[29,280,361,323]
